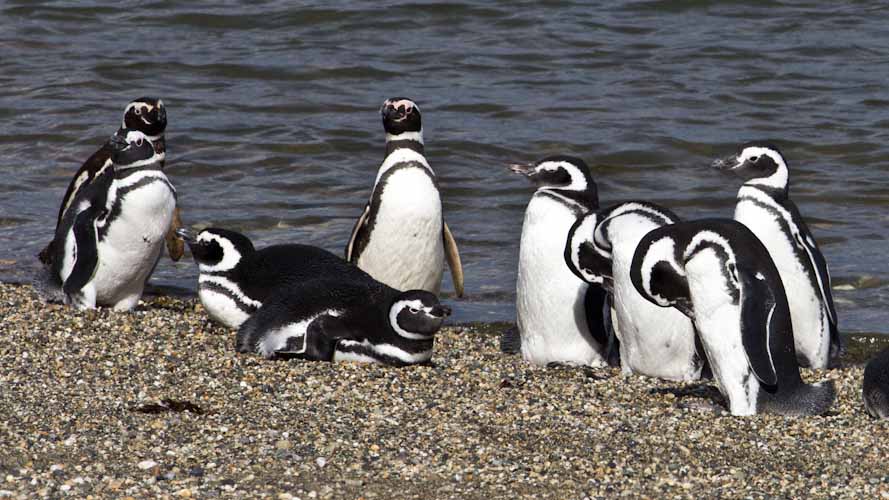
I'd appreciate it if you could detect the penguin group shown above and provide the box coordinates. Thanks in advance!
[37,97,885,418]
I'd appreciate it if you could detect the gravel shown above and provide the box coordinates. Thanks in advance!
[0,282,887,499]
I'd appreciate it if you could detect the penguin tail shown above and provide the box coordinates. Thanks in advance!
[500,326,521,354]
[762,380,836,416]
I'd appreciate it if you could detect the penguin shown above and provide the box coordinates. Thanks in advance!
[863,347,889,419]
[508,156,610,367]
[179,227,370,329]
[630,219,836,416]
[236,279,451,366]
[38,97,185,266]
[345,97,464,297]
[565,201,703,381]
[713,142,839,369]
[49,128,177,310]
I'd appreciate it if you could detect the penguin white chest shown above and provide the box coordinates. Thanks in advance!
[357,168,444,293]
[735,197,828,367]
[516,194,604,367]
[94,174,176,307]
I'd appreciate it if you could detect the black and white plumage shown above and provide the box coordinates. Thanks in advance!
[631,219,835,416]
[179,228,368,329]
[49,128,176,310]
[863,347,889,419]
[565,201,703,381]
[39,98,168,266]
[714,142,840,369]
[236,279,451,366]
[345,97,464,297]
[509,156,610,367]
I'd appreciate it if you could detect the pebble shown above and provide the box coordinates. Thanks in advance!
[0,283,887,498]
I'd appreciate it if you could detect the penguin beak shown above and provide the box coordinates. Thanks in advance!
[430,304,452,318]
[176,227,195,244]
[508,163,536,178]
[108,133,128,152]
[711,153,741,171]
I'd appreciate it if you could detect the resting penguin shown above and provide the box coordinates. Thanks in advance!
[630,219,835,416]
[507,156,610,367]
[713,142,839,369]
[345,97,464,297]
[236,279,451,366]
[863,347,889,419]
[38,97,185,266]
[49,129,177,310]
[565,201,703,381]
[179,227,369,329]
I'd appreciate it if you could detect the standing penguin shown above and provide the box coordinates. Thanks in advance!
[631,219,835,416]
[179,227,370,329]
[236,279,451,366]
[863,347,889,419]
[713,142,839,369]
[345,98,463,297]
[509,156,610,367]
[565,201,703,380]
[49,129,177,310]
[38,97,184,266]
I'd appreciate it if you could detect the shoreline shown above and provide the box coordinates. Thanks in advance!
[0,282,887,498]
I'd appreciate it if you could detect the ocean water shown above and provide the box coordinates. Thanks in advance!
[1,1,887,333]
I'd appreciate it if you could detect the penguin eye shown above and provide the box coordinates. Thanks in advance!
[135,137,143,147]
[409,307,419,314]
[749,155,759,162]
[134,108,142,115]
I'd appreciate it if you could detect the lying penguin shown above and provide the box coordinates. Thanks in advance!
[236,279,451,366]
[631,219,835,416]
[178,227,368,329]
[863,347,889,419]
[49,129,177,310]
[565,201,703,381]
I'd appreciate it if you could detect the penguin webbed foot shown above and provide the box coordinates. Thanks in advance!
[651,384,727,415]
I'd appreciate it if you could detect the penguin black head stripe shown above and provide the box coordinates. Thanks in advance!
[381,97,422,137]
[389,290,451,340]
[564,213,613,290]
[510,156,598,211]
[712,141,788,192]
[630,234,693,316]
[122,97,167,139]
[179,228,255,273]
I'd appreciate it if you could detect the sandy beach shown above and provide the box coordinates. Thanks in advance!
[0,282,886,499]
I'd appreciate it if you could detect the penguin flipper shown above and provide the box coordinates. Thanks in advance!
[277,315,360,362]
[62,205,102,298]
[443,222,464,297]
[345,203,371,262]
[583,284,612,356]
[792,218,841,352]
[739,270,779,386]
[165,206,185,261]
[56,147,112,227]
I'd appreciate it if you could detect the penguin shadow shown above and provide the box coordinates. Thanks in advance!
[649,384,728,415]
[544,362,614,381]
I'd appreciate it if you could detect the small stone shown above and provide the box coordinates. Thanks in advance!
[137,460,158,471]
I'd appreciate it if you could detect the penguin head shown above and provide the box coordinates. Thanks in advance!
[177,227,255,273]
[712,141,789,192]
[122,97,167,139]
[108,129,163,169]
[510,155,598,211]
[564,212,614,291]
[381,97,422,138]
[388,290,451,340]
[630,227,694,318]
